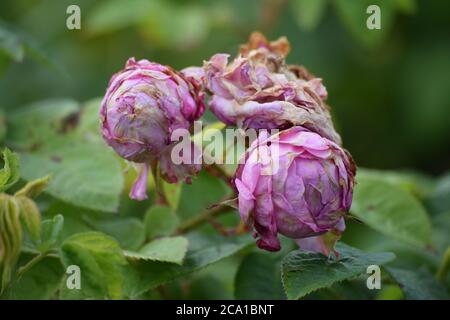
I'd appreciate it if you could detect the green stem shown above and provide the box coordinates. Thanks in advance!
[436,246,450,283]
[205,164,232,186]
[17,252,46,278]
[177,199,234,234]
[150,160,168,206]
[16,248,59,278]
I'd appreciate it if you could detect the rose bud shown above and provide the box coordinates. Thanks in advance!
[204,32,341,145]
[234,126,356,255]
[100,58,205,200]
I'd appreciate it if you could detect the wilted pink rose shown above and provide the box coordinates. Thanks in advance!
[204,32,341,144]
[234,126,356,254]
[100,58,204,200]
[181,66,206,92]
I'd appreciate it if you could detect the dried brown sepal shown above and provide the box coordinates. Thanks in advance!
[239,31,290,58]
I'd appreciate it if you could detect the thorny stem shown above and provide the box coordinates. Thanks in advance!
[436,246,450,283]
[177,196,237,234]
[207,218,247,237]
[180,158,244,234]
[205,163,233,186]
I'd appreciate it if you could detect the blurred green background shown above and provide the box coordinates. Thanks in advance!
[0,0,449,174]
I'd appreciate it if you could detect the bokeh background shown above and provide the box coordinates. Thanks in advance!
[1,0,449,175]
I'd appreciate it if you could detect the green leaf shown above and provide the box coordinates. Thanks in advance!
[20,144,123,213]
[42,202,96,240]
[427,173,450,215]
[0,148,20,192]
[6,99,124,212]
[387,267,449,300]
[124,235,253,298]
[6,99,80,150]
[431,211,450,253]
[124,236,188,265]
[144,205,179,239]
[0,254,64,299]
[334,0,395,48]
[341,220,438,271]
[83,216,145,251]
[15,196,41,244]
[235,253,284,300]
[178,171,229,221]
[291,0,327,31]
[60,231,127,299]
[281,243,395,300]
[357,167,433,199]
[22,42,62,74]
[351,173,432,247]
[0,24,58,74]
[74,98,103,142]
[305,279,377,300]
[39,214,64,252]
[14,175,50,198]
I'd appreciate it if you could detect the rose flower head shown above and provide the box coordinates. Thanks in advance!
[204,32,341,144]
[100,58,204,200]
[234,126,356,255]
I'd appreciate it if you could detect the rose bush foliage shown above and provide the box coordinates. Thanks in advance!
[0,31,448,301]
